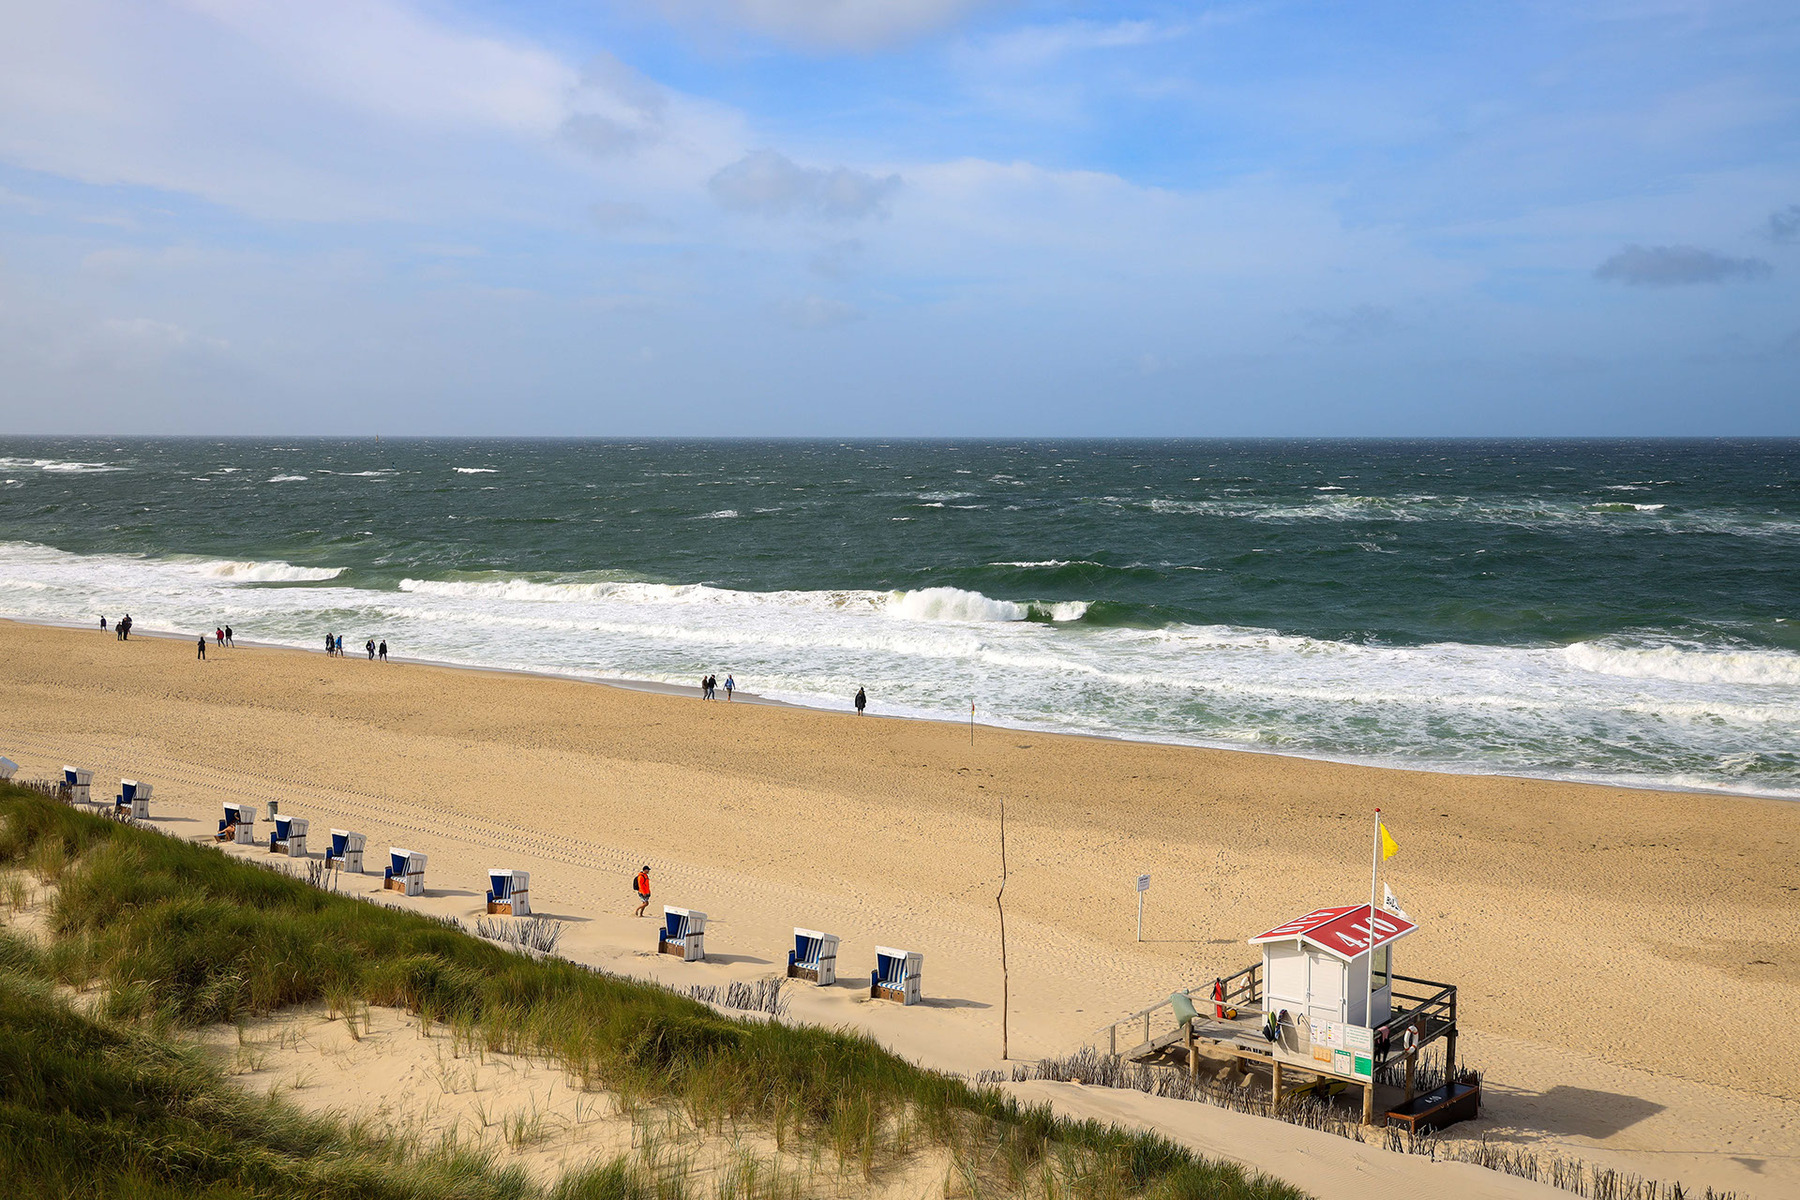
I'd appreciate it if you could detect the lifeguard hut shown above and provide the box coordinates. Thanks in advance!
[1093,901,1465,1128]
[1249,904,1415,1029]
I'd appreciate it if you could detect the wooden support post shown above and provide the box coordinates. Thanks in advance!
[1362,1079,1376,1126]
[1109,1025,1117,1055]
[1271,1060,1283,1105]
[1185,1025,1197,1081]
[1446,1025,1458,1083]
[1405,1051,1417,1103]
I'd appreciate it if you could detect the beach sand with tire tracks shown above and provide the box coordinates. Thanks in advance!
[1,618,1795,1199]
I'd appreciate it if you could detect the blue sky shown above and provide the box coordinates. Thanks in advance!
[0,0,1795,435]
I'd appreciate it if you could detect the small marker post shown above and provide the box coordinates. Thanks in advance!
[970,699,975,747]
[1136,873,1151,941]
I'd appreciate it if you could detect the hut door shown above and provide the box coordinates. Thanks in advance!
[1305,951,1347,1025]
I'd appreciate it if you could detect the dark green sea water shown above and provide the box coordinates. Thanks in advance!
[1,437,1795,795]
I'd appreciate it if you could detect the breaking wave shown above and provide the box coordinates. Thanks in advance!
[194,560,344,583]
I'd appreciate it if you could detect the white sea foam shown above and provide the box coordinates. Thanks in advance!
[0,539,1796,797]
[694,510,740,519]
[0,457,126,474]
[194,560,344,583]
[1565,640,1800,686]
[455,467,497,474]
[267,474,308,483]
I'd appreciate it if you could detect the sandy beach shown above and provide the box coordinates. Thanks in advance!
[3,618,1796,1199]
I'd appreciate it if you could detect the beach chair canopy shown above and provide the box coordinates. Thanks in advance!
[119,780,138,801]
[794,929,835,965]
[273,815,293,838]
[330,830,349,856]
[875,947,917,985]
[390,848,410,877]
[488,870,513,899]
[64,767,79,785]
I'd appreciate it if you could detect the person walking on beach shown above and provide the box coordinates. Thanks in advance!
[100,615,107,632]
[724,674,734,701]
[122,614,132,640]
[700,674,710,700]
[854,686,866,715]
[335,634,344,656]
[633,865,652,917]
[216,627,224,648]
[196,635,207,660]
[378,639,387,662]
[366,639,375,661]
[225,625,234,647]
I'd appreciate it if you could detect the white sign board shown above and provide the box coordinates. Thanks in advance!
[1136,873,1151,893]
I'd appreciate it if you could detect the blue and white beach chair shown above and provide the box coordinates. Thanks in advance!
[657,907,707,962]
[269,815,309,857]
[217,802,256,844]
[113,779,153,819]
[486,869,532,915]
[788,928,839,986]
[871,946,923,1005]
[383,848,427,896]
[326,829,365,873]
[62,767,92,805]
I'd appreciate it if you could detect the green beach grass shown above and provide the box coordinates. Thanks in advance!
[0,784,1305,1200]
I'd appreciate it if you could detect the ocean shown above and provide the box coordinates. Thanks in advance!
[0,437,1795,797]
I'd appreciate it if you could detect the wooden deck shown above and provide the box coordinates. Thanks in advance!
[1092,963,1459,1124]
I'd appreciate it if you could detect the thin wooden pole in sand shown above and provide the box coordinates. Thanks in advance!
[997,790,1009,1061]
[970,699,975,747]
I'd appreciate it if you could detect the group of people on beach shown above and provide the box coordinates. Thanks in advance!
[103,614,132,640]
[699,673,734,701]
[323,633,387,660]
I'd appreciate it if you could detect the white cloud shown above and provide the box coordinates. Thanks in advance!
[709,150,901,220]
[654,0,991,51]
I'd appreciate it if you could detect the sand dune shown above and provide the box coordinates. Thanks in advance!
[2,619,1794,1199]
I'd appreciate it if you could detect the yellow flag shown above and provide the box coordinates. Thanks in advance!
[1379,822,1399,860]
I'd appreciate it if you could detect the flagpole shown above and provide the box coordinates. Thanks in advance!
[1367,808,1380,1030]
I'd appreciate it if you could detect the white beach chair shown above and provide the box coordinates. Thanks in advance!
[871,946,923,1005]
[114,779,152,819]
[384,848,427,896]
[216,802,255,843]
[788,928,839,986]
[326,829,365,873]
[486,869,532,915]
[0,756,18,781]
[63,766,92,805]
[658,907,707,962]
[269,815,309,857]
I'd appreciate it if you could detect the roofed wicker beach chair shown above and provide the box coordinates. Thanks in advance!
[871,946,923,1005]
[62,766,92,805]
[486,869,532,915]
[216,802,256,844]
[326,829,365,873]
[787,928,839,985]
[383,848,427,896]
[113,779,153,819]
[0,757,18,781]
[269,814,309,857]
[657,906,707,962]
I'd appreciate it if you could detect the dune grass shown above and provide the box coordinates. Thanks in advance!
[0,785,1304,1200]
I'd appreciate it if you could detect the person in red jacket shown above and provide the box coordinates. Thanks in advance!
[634,866,652,917]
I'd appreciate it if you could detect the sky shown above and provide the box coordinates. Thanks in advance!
[0,0,1796,436]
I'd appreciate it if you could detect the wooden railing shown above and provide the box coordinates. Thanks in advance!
[1090,963,1458,1078]
[1092,960,1263,1057]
